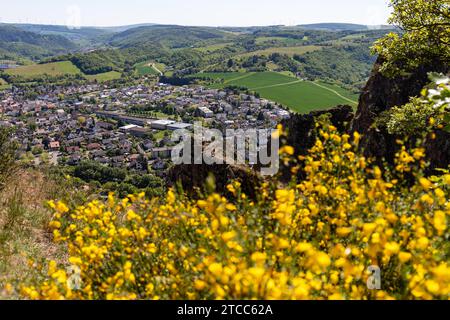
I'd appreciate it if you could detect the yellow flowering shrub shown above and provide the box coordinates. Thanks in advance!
[18,123,449,300]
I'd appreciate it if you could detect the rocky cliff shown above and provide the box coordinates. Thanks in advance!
[351,56,450,170]
[167,163,262,199]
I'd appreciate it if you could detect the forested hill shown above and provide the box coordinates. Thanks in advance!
[0,25,78,60]
[107,25,233,49]
[298,23,394,31]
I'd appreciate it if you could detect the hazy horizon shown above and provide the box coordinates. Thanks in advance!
[0,0,392,28]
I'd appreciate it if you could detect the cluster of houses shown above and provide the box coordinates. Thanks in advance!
[0,81,290,174]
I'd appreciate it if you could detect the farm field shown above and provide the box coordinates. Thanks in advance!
[85,71,122,82]
[135,61,166,76]
[194,43,233,52]
[238,45,322,58]
[0,78,11,90]
[192,71,358,112]
[5,61,82,78]
[3,61,125,83]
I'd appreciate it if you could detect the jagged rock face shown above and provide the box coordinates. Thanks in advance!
[351,56,450,168]
[351,56,446,133]
[280,105,354,181]
[167,106,354,193]
[282,105,354,157]
[167,164,262,199]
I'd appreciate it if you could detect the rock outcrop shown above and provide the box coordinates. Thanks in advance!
[351,56,450,169]
[280,105,354,181]
[167,163,262,199]
[281,105,354,156]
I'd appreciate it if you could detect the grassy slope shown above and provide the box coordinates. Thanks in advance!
[0,167,94,297]
[4,60,123,83]
[0,78,10,91]
[194,43,233,52]
[256,81,355,113]
[0,170,66,294]
[237,45,322,58]
[194,72,357,112]
[85,71,122,82]
[5,61,81,78]
[134,61,166,76]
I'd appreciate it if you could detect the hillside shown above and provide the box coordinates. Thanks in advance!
[298,23,395,31]
[9,23,111,45]
[108,25,233,49]
[191,71,358,112]
[0,23,393,93]
[0,25,78,60]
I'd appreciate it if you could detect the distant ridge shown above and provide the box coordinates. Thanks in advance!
[298,23,394,31]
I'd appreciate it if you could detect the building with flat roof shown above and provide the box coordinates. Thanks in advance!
[151,119,176,130]
[167,123,193,131]
[129,127,150,138]
[119,124,141,132]
[197,106,214,118]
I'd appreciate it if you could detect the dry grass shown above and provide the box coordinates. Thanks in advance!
[0,169,69,298]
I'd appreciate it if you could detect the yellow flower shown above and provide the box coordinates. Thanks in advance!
[419,177,432,190]
[398,252,412,263]
[194,280,207,291]
[443,174,450,185]
[208,263,223,276]
[251,252,267,265]
[328,293,344,300]
[384,242,400,255]
[336,227,352,237]
[420,194,434,205]
[416,237,429,250]
[69,256,83,266]
[295,242,313,253]
[281,146,295,155]
[425,280,439,294]
[316,252,331,268]
[221,231,237,243]
[433,210,447,234]
[49,221,61,229]
[248,267,265,279]
[353,132,361,145]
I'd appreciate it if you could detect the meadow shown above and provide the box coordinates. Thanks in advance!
[0,78,10,90]
[194,43,233,53]
[3,61,125,83]
[5,61,82,78]
[255,36,307,45]
[135,61,165,76]
[193,72,358,112]
[85,71,122,83]
[238,45,322,58]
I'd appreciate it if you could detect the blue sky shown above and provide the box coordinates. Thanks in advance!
[0,0,392,27]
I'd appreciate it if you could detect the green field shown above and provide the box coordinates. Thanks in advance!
[4,60,124,83]
[238,45,322,58]
[85,71,122,82]
[194,43,233,52]
[192,72,358,113]
[135,62,165,76]
[0,78,11,90]
[255,37,308,46]
[5,61,82,78]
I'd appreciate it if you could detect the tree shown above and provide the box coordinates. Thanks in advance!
[373,0,450,76]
